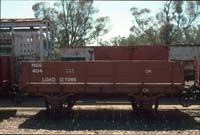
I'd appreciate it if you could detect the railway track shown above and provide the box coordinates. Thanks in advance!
[0,95,199,108]
[0,104,199,111]
[0,104,199,134]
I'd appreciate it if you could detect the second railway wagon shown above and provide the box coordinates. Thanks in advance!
[61,46,169,61]
[19,60,184,112]
[0,56,16,95]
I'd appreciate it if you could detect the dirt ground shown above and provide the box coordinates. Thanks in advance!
[0,105,199,134]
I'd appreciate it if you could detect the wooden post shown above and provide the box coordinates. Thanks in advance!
[39,24,44,61]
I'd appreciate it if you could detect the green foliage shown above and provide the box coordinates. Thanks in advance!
[32,1,200,47]
[156,1,200,45]
[184,25,200,45]
[103,1,200,46]
[103,34,150,46]
[130,7,159,45]
[32,0,110,47]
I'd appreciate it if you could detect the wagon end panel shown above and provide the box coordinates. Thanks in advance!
[0,56,16,93]
[0,56,10,86]
[196,59,200,87]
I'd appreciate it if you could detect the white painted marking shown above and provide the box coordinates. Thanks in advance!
[42,77,56,83]
[59,77,77,82]
[145,69,152,74]
[65,68,75,74]
[32,69,43,73]
[26,82,183,85]
[31,63,42,68]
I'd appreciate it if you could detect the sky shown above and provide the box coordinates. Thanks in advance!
[1,0,164,42]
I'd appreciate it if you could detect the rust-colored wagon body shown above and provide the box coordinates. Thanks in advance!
[0,56,16,94]
[196,59,200,88]
[94,46,169,60]
[19,60,185,112]
[19,60,184,95]
[61,46,169,61]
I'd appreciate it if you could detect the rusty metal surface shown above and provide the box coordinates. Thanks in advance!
[94,46,169,60]
[0,56,15,92]
[19,61,184,95]
[61,46,169,61]
[61,46,200,61]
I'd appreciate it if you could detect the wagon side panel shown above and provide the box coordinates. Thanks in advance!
[94,46,130,60]
[133,46,169,60]
[19,61,185,96]
[94,46,169,60]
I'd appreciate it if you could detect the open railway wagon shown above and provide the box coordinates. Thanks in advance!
[18,45,200,115]
[19,59,200,115]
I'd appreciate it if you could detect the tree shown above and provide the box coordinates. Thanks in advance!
[130,7,159,45]
[156,1,200,45]
[184,25,200,45]
[104,34,149,46]
[32,0,110,46]
[32,2,58,26]
[94,16,110,45]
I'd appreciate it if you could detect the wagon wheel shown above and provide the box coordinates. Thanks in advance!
[44,98,55,113]
[44,98,50,111]
[130,97,159,112]
[153,99,159,111]
[65,95,76,110]
[130,98,141,111]
[179,94,194,107]
[12,86,23,104]
[44,98,64,117]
